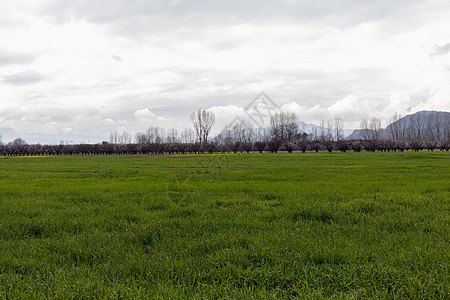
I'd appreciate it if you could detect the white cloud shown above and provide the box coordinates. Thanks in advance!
[328,95,370,118]
[134,108,164,121]
[207,105,247,133]
[280,102,329,123]
[62,127,73,134]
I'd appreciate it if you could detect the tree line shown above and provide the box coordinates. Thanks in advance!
[0,110,448,156]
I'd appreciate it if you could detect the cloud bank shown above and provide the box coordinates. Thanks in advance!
[0,0,449,142]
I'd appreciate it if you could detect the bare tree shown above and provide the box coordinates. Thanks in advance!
[155,127,165,144]
[425,112,447,140]
[387,113,403,140]
[12,138,26,146]
[444,114,450,141]
[310,126,319,141]
[191,109,215,144]
[166,128,179,144]
[270,112,299,142]
[409,113,426,140]
[319,120,327,141]
[134,127,165,144]
[425,112,436,140]
[146,127,157,143]
[254,127,269,142]
[387,112,450,141]
[360,118,381,140]
[110,130,131,144]
[326,119,333,141]
[144,126,164,144]
[135,132,147,144]
[360,119,370,140]
[334,117,344,141]
[109,130,119,144]
[270,114,282,141]
[180,128,195,144]
[284,112,299,142]
[216,125,233,147]
[120,131,132,144]
[369,118,382,140]
[200,111,215,144]
[233,120,254,144]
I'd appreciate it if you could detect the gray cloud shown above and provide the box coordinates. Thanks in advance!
[0,49,36,66]
[38,0,428,30]
[3,70,46,85]
[409,88,434,104]
[430,43,450,58]
[110,55,123,62]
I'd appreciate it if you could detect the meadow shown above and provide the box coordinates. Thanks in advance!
[0,151,448,299]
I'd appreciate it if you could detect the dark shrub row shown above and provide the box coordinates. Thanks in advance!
[0,139,448,156]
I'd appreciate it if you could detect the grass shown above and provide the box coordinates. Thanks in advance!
[0,151,449,299]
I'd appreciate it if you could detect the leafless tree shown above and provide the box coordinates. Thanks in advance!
[120,131,132,144]
[369,118,382,140]
[326,119,333,141]
[144,127,155,143]
[387,113,403,140]
[109,130,119,144]
[180,128,195,144]
[216,125,232,146]
[146,126,163,144]
[191,109,215,144]
[425,112,446,140]
[166,128,179,144]
[360,119,370,140]
[256,128,270,142]
[134,127,165,145]
[110,130,132,144]
[409,113,426,140]
[155,127,166,144]
[234,120,254,144]
[270,112,299,142]
[334,117,344,141]
[12,138,26,146]
[284,112,299,142]
[270,114,282,141]
[135,132,147,144]
[392,112,450,141]
[360,118,381,140]
[444,114,450,141]
[200,111,215,144]
[319,120,327,141]
[310,126,319,141]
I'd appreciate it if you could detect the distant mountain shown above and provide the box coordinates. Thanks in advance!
[297,121,353,139]
[346,129,365,140]
[0,127,20,144]
[346,110,450,140]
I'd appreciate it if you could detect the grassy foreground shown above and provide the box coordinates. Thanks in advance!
[0,152,448,299]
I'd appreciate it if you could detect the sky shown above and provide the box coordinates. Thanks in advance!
[1,0,450,143]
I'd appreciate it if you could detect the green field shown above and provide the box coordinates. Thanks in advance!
[0,152,449,299]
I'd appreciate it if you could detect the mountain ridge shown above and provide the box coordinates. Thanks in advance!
[346,110,450,140]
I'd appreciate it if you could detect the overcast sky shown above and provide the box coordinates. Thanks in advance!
[1,0,450,142]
